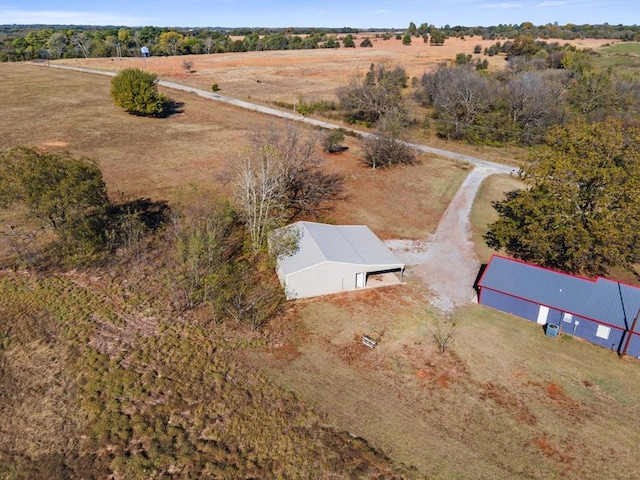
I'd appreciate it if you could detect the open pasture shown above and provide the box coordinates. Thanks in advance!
[55,36,614,106]
[2,34,638,479]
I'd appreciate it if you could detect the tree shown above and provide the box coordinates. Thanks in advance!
[402,32,412,46]
[568,68,616,119]
[455,53,472,65]
[430,29,446,45]
[158,31,183,56]
[164,200,285,327]
[485,120,640,276]
[0,147,109,261]
[430,66,492,140]
[428,315,457,356]
[47,31,68,59]
[110,68,169,116]
[228,123,343,253]
[343,34,355,48]
[182,60,194,73]
[70,31,92,58]
[362,110,417,169]
[506,71,566,144]
[322,129,347,153]
[336,63,407,124]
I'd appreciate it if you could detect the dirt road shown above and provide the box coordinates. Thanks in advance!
[38,62,517,311]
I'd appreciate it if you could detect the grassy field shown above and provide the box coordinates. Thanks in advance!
[0,62,469,239]
[255,286,640,479]
[2,43,640,479]
[595,41,640,79]
[0,272,417,478]
[469,173,526,264]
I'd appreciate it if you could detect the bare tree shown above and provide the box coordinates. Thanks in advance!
[361,110,417,169]
[432,66,492,140]
[336,64,407,124]
[507,71,567,144]
[428,315,457,356]
[182,60,194,73]
[228,123,343,254]
[229,145,288,254]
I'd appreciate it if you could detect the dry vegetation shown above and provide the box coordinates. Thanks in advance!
[55,35,612,105]
[2,37,639,479]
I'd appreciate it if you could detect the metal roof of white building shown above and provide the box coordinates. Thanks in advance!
[276,221,404,276]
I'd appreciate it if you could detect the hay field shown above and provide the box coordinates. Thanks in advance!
[55,36,613,106]
[0,61,469,238]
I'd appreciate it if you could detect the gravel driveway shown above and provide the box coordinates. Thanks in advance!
[387,164,513,312]
[38,62,517,311]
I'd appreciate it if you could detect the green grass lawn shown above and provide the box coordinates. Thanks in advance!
[595,42,640,79]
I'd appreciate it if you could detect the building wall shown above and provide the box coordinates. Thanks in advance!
[479,288,627,353]
[566,315,625,352]
[480,288,545,322]
[625,333,640,358]
[285,263,363,299]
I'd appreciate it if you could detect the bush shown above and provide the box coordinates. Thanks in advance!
[110,68,169,116]
[360,37,373,48]
[455,53,472,65]
[322,129,347,153]
[343,34,355,48]
[211,83,220,92]
[361,111,417,169]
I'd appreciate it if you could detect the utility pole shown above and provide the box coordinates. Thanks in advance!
[620,308,640,357]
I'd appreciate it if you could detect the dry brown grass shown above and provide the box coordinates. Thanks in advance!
[0,62,273,205]
[254,286,640,480]
[0,62,467,238]
[55,36,613,105]
[470,173,526,264]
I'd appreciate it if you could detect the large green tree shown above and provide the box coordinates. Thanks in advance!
[110,68,168,116]
[485,120,640,276]
[0,147,110,260]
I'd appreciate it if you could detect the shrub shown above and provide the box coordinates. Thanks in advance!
[182,60,194,73]
[110,68,168,116]
[322,129,347,153]
[343,34,355,48]
[360,37,373,48]
[211,83,220,92]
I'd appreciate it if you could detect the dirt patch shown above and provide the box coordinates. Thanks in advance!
[40,141,70,149]
[479,382,538,426]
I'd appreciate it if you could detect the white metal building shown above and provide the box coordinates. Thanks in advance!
[272,221,404,300]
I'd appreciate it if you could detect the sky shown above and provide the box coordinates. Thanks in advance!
[0,0,638,29]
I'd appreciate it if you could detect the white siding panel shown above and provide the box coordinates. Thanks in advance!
[285,263,362,299]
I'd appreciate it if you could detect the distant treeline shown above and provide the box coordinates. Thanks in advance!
[1,22,639,61]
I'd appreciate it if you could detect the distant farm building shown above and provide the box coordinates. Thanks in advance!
[477,255,640,357]
[271,221,404,300]
[141,46,150,57]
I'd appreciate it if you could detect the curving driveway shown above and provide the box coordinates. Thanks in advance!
[36,62,517,311]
